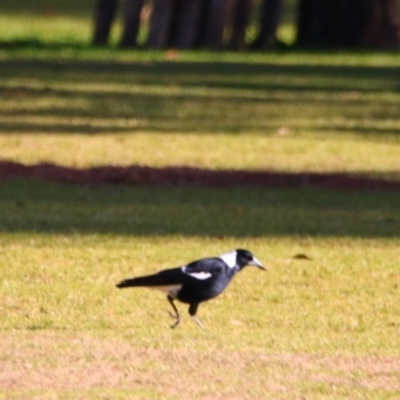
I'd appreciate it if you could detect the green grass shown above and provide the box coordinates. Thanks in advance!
[1,180,400,238]
[1,54,400,178]
[1,4,400,398]
[1,181,400,398]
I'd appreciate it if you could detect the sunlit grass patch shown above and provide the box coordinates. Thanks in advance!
[0,15,94,46]
[1,180,399,356]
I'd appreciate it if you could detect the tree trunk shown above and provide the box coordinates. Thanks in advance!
[200,0,230,48]
[363,0,400,48]
[251,0,284,48]
[297,0,400,48]
[147,0,176,48]
[229,0,253,50]
[296,0,325,47]
[119,0,145,48]
[169,0,206,48]
[92,0,119,46]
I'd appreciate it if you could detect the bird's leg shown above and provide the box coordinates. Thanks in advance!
[189,303,204,330]
[192,315,205,330]
[167,295,181,329]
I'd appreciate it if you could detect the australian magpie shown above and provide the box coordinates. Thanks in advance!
[116,249,264,329]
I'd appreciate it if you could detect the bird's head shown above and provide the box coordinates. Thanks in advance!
[235,249,265,270]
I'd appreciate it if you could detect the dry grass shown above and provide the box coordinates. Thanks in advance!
[1,219,400,399]
[1,331,399,399]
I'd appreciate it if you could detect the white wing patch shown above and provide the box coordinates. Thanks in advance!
[187,271,212,280]
[218,250,237,268]
[181,266,212,280]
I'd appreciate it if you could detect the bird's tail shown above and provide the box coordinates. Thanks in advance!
[116,275,164,288]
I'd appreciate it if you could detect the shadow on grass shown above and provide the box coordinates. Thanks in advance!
[0,167,399,238]
[0,58,399,136]
[1,58,399,91]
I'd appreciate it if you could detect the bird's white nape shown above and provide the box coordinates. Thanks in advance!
[218,250,237,268]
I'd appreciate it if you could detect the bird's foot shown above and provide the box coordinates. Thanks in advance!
[169,311,181,329]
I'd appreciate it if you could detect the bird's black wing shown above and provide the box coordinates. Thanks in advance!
[116,257,226,289]
[181,257,226,281]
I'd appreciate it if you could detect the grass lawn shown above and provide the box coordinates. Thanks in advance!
[1,54,400,178]
[1,4,400,399]
[1,181,400,398]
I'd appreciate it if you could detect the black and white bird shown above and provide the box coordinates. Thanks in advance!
[116,249,264,329]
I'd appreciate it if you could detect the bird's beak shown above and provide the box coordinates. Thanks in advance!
[249,257,265,270]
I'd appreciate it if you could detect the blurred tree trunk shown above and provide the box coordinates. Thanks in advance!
[170,0,205,48]
[147,0,176,48]
[296,0,322,47]
[363,0,400,47]
[251,0,284,48]
[119,0,145,47]
[200,0,230,48]
[92,0,119,45]
[229,0,253,50]
[297,0,400,48]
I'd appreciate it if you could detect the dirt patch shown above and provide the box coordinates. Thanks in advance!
[1,332,399,398]
[1,161,400,190]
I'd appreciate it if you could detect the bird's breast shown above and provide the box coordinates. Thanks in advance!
[177,277,230,304]
[152,284,182,298]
